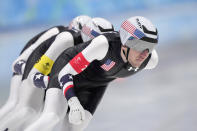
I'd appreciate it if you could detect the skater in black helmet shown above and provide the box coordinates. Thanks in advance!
[25,16,159,131]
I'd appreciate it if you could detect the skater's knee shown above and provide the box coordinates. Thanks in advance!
[39,112,62,123]
[20,107,37,116]
[24,112,61,131]
[44,88,68,118]
[42,108,67,121]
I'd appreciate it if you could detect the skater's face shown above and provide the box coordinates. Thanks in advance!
[121,46,149,68]
[127,48,149,67]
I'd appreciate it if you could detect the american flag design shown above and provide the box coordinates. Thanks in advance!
[59,74,75,99]
[121,20,145,39]
[33,72,47,88]
[59,74,73,88]
[101,59,116,71]
[82,25,100,39]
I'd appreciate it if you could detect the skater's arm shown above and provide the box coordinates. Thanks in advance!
[58,35,109,100]
[31,32,75,89]
[12,26,62,75]
[57,35,109,125]
[33,31,74,75]
[20,26,65,55]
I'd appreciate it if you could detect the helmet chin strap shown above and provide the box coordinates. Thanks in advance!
[126,48,130,61]
[123,47,130,61]
[123,47,139,71]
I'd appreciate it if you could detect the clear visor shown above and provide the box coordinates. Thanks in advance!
[125,37,156,53]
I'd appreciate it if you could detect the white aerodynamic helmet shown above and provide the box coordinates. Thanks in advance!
[81,17,114,42]
[68,15,92,31]
[119,16,158,53]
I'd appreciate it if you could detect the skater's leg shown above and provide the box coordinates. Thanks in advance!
[24,88,68,131]
[0,75,22,123]
[0,75,45,130]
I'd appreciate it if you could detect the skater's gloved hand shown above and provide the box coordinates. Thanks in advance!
[68,97,85,125]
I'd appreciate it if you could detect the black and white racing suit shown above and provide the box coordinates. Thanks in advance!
[36,32,158,131]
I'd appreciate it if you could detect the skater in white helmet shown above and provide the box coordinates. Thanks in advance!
[25,16,159,131]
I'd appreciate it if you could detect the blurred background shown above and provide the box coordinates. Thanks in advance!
[0,0,197,131]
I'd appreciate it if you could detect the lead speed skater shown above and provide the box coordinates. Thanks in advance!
[24,16,159,131]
